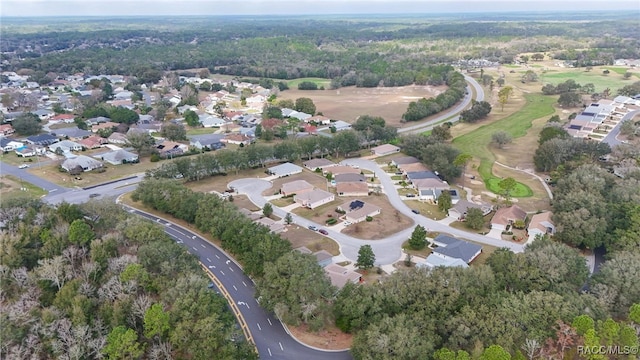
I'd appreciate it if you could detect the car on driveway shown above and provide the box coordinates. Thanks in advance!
[319,229,329,235]
[308,225,318,231]
[406,194,416,198]
[18,164,30,169]
[411,209,420,214]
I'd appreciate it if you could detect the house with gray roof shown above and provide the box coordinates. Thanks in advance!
[431,234,482,264]
[189,133,225,150]
[303,158,335,171]
[294,189,335,209]
[61,155,103,173]
[334,173,366,183]
[406,171,440,182]
[199,114,226,128]
[449,200,493,220]
[332,120,352,131]
[267,162,303,178]
[51,127,92,140]
[391,156,420,166]
[97,149,139,165]
[49,140,83,153]
[26,134,58,146]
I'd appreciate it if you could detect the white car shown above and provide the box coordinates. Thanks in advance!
[18,164,30,169]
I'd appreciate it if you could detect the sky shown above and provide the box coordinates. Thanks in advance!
[1,0,638,17]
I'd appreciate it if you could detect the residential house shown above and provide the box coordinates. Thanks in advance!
[221,133,253,146]
[33,109,54,121]
[126,128,148,137]
[306,115,331,125]
[406,171,440,182]
[49,140,83,153]
[449,200,493,220]
[26,134,59,146]
[49,113,75,124]
[336,182,370,197]
[254,217,286,234]
[303,158,335,171]
[371,144,400,156]
[98,149,139,165]
[527,211,556,243]
[491,205,527,232]
[239,208,261,221]
[417,254,469,269]
[189,134,225,150]
[79,135,107,149]
[199,114,227,128]
[431,234,482,264]
[15,145,44,157]
[107,132,128,145]
[313,250,333,268]
[281,180,314,196]
[91,121,120,133]
[52,127,92,140]
[398,162,429,174]
[0,124,15,137]
[338,200,381,223]
[332,120,352,131]
[323,264,362,289]
[391,156,420,166]
[156,140,188,157]
[86,116,112,125]
[325,165,360,176]
[334,173,366,183]
[61,155,103,172]
[130,121,162,134]
[0,138,23,151]
[268,163,303,178]
[294,189,335,209]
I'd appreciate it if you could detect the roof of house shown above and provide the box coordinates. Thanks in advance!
[79,135,106,148]
[528,211,555,233]
[391,156,420,165]
[324,264,361,289]
[336,182,369,195]
[268,162,303,176]
[26,134,58,144]
[86,116,111,124]
[345,202,381,220]
[371,143,400,154]
[414,178,449,189]
[407,171,439,181]
[238,208,261,221]
[313,250,333,263]
[51,127,92,139]
[491,205,527,226]
[281,180,314,194]
[335,173,366,183]
[418,254,469,269]
[432,234,482,263]
[451,200,492,215]
[399,163,429,173]
[255,217,285,233]
[100,149,139,163]
[222,133,252,143]
[332,120,352,129]
[108,132,128,142]
[189,133,225,145]
[303,158,335,169]
[295,189,334,204]
[61,155,103,170]
[326,165,360,175]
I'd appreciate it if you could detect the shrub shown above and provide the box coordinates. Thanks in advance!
[366,216,373,222]
[326,218,338,225]
[150,154,161,162]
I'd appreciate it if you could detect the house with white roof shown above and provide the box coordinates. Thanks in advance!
[267,163,303,178]
[61,155,103,172]
[526,211,556,244]
[294,189,335,209]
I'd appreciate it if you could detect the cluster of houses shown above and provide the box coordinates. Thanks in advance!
[566,95,640,141]
[390,156,461,203]
[295,246,362,289]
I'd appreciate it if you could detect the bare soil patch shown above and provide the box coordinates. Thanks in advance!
[279,225,340,255]
[228,195,260,211]
[185,167,267,193]
[341,194,414,239]
[262,171,328,196]
[278,84,447,126]
[287,323,352,351]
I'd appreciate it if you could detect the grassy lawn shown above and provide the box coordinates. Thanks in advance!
[540,68,638,93]
[391,175,402,180]
[401,240,433,258]
[286,77,331,89]
[403,200,447,220]
[271,197,295,207]
[186,127,218,136]
[0,175,47,202]
[452,93,555,197]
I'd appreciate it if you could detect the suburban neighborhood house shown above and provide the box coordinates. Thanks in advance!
[268,162,303,178]
[61,155,103,173]
[338,200,381,223]
[371,143,400,157]
[336,182,370,197]
[294,189,335,209]
[418,234,483,268]
[303,158,336,172]
[448,200,493,220]
[96,149,139,165]
[281,180,314,196]
[526,211,556,243]
[295,246,334,268]
[491,205,527,232]
[566,96,639,140]
[323,263,362,289]
[254,217,286,234]
[325,165,360,176]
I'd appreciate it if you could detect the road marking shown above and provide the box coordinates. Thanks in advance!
[233,285,237,291]
[208,265,216,269]
[200,244,206,248]
[220,271,225,276]
[268,348,272,357]
[207,258,211,262]
[192,247,198,251]
[226,260,230,265]
[192,236,196,239]
[257,323,262,331]
[229,267,234,272]
[268,318,272,326]
[215,254,220,259]
[243,281,247,287]
[279,342,283,351]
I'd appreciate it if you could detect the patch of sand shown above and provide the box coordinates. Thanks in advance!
[287,323,352,351]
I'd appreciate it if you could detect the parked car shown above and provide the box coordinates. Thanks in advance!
[411,209,420,214]
[89,193,100,198]
[343,221,352,226]
[319,229,329,235]
[18,164,29,169]
[406,194,416,198]
[308,225,318,231]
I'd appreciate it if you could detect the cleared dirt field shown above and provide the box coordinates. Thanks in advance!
[186,167,268,193]
[279,225,340,256]
[0,175,47,202]
[278,84,447,126]
[288,323,352,351]
[341,194,414,240]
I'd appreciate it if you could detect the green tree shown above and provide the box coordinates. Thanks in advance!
[160,122,187,141]
[480,345,511,360]
[144,303,170,339]
[558,92,582,107]
[630,303,640,324]
[498,177,517,202]
[109,106,139,124]
[453,153,473,188]
[465,207,485,230]
[263,105,283,119]
[262,203,273,218]
[498,86,514,111]
[103,326,144,360]
[127,132,156,156]
[57,202,84,223]
[184,109,200,127]
[491,131,512,149]
[539,125,569,144]
[583,329,605,360]
[295,97,316,115]
[68,219,95,246]
[356,245,375,270]
[438,190,453,213]
[572,314,595,336]
[12,113,42,135]
[408,225,427,250]
[284,213,293,225]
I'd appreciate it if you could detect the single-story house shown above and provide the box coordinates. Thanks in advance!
[268,163,303,178]
[336,182,370,197]
[99,149,139,165]
[294,189,335,209]
[0,124,15,137]
[335,173,366,183]
[49,140,83,153]
[85,116,111,125]
[199,114,227,128]
[419,187,459,204]
[156,140,188,157]
[306,115,331,125]
[254,217,286,234]
[281,180,314,196]
[221,133,253,146]
[239,208,261,221]
[431,234,482,264]
[313,250,333,268]
[51,127,92,140]
[61,155,103,172]
[527,211,556,243]
[391,156,420,166]
[26,134,59,146]
[398,162,429,174]
[49,113,75,123]
[371,144,400,156]
[14,145,44,157]
[324,263,362,289]
[289,111,312,122]
[406,171,440,182]
[1,138,23,151]
[491,205,527,232]
[325,165,360,176]
[107,132,128,145]
[91,121,120,133]
[303,158,335,171]
[33,109,54,121]
[78,135,107,149]
[338,200,381,223]
[449,200,493,220]
[332,120,352,131]
[417,254,469,269]
[413,178,450,192]
[189,134,225,150]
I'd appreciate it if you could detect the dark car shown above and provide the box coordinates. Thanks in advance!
[308,225,319,231]
[319,229,329,235]
[89,193,100,198]
[411,209,420,214]
[406,194,416,198]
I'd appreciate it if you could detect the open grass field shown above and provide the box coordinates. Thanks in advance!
[452,93,555,198]
[278,84,447,125]
[540,68,639,93]
[286,77,332,89]
[186,127,218,136]
[0,175,47,202]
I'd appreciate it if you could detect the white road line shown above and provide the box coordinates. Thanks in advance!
[255,299,259,304]
[257,323,262,331]
[192,236,196,239]
[220,271,225,276]
[268,318,272,326]
[215,254,220,259]
[207,258,212,262]
[279,342,283,351]
[200,244,206,248]
[229,267,234,272]
[233,285,237,291]
[268,348,272,357]
[192,247,198,251]
[242,281,247,287]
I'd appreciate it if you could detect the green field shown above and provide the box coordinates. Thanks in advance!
[186,127,217,136]
[540,69,637,93]
[286,77,332,89]
[453,93,556,197]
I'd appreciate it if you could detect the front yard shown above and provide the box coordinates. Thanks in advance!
[403,200,447,220]
[341,194,414,240]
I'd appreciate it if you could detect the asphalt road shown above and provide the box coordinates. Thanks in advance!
[602,109,639,147]
[0,161,68,194]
